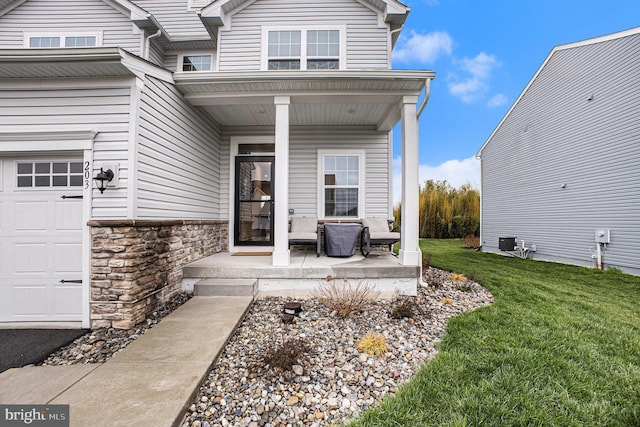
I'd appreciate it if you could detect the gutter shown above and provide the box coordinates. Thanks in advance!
[144,29,163,61]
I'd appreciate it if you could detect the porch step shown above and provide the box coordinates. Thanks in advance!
[194,279,257,297]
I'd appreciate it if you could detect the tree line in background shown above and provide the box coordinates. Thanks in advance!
[394,180,480,239]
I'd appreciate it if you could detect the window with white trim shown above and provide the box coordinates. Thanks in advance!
[265,28,342,70]
[16,161,83,188]
[180,54,213,72]
[26,33,101,48]
[320,152,364,218]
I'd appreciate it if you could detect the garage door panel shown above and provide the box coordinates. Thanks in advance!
[54,243,83,273]
[14,201,48,231]
[13,243,48,273]
[55,199,83,231]
[13,285,48,317]
[54,286,83,316]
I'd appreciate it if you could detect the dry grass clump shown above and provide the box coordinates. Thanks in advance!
[311,278,380,318]
[357,332,388,357]
[448,273,467,282]
[463,235,480,249]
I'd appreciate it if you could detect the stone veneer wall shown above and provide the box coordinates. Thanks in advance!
[88,220,228,329]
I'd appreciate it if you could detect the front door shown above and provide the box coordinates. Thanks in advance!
[234,156,275,246]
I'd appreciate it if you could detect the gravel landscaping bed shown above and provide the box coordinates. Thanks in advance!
[40,293,192,365]
[181,267,493,427]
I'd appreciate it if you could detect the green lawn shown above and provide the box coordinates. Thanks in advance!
[351,239,640,426]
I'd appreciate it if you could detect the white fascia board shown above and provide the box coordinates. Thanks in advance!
[118,48,174,83]
[0,130,97,151]
[476,25,640,158]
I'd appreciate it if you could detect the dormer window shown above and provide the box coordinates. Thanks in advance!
[25,33,101,48]
[263,27,344,71]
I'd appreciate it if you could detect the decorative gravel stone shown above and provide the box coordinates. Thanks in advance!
[181,267,493,427]
[40,293,192,366]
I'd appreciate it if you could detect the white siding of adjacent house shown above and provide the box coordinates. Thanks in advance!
[220,126,391,220]
[0,78,135,219]
[217,0,389,71]
[136,76,223,219]
[480,32,640,275]
[0,0,142,56]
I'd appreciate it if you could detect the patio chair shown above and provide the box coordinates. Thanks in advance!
[360,217,400,257]
[288,216,321,257]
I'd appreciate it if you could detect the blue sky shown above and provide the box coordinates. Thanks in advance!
[391,0,640,201]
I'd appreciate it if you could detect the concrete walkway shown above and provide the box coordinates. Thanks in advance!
[0,296,253,427]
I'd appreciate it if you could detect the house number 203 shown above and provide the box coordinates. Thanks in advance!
[84,161,91,189]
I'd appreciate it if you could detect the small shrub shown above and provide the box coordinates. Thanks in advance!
[463,235,480,249]
[389,293,415,319]
[261,337,312,372]
[422,252,432,269]
[311,278,380,318]
[441,297,453,305]
[357,332,388,357]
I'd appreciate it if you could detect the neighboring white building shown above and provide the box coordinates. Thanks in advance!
[477,27,640,275]
[0,0,434,328]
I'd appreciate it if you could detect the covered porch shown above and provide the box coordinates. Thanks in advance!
[175,69,435,269]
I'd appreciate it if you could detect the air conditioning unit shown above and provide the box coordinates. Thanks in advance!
[499,237,516,251]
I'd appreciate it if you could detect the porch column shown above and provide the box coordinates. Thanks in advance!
[272,96,291,266]
[399,95,421,266]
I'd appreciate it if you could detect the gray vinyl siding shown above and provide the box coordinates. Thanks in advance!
[0,78,134,219]
[137,76,223,219]
[219,126,391,220]
[147,39,165,68]
[218,0,389,71]
[0,0,142,55]
[130,0,210,40]
[480,32,640,275]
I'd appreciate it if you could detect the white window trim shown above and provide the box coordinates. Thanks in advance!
[177,52,215,72]
[317,149,365,219]
[24,31,103,48]
[261,26,346,71]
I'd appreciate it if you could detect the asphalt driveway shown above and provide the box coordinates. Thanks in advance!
[0,329,88,373]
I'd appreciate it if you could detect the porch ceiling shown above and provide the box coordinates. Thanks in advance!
[174,70,435,130]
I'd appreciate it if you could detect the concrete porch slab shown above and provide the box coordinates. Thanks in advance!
[183,249,419,280]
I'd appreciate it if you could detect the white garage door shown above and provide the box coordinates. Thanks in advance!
[0,158,84,322]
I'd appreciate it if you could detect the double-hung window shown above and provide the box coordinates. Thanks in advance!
[319,151,364,218]
[26,33,101,48]
[265,27,343,70]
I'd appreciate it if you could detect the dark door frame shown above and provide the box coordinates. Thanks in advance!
[234,155,275,246]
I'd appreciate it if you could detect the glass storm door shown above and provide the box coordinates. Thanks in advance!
[235,156,275,246]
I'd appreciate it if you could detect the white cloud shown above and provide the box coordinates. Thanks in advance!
[393,30,453,65]
[448,77,487,103]
[487,93,508,108]
[393,157,480,205]
[448,52,499,103]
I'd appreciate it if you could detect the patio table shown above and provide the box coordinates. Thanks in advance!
[323,223,361,257]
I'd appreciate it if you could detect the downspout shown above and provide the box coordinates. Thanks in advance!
[415,77,433,287]
[144,29,162,61]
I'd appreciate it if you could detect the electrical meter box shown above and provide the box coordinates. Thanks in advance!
[499,237,516,251]
[595,229,610,244]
